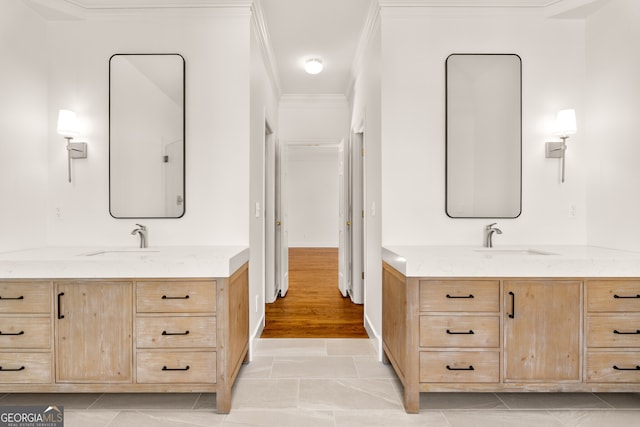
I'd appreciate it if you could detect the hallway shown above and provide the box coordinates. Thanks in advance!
[261,248,367,338]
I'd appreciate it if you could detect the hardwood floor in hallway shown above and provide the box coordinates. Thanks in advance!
[261,247,367,338]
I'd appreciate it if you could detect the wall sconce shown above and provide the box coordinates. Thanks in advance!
[545,109,577,183]
[57,109,87,183]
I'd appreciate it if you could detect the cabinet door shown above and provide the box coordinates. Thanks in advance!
[55,282,132,383]
[504,280,581,382]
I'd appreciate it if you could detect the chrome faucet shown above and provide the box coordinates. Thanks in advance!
[484,223,502,248]
[131,224,148,248]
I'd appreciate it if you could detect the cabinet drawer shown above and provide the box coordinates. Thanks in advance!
[0,318,50,349]
[137,351,216,384]
[587,351,640,383]
[136,316,216,348]
[420,281,499,312]
[420,316,498,348]
[136,281,216,313]
[419,351,499,383]
[0,352,52,383]
[587,281,640,312]
[0,282,51,314]
[587,315,640,347]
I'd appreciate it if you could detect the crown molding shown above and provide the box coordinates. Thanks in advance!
[250,0,281,98]
[347,0,381,100]
[378,0,562,7]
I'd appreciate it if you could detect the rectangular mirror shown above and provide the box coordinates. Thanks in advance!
[109,53,185,218]
[446,53,521,218]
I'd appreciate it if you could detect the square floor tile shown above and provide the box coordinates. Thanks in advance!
[230,379,299,409]
[421,392,507,410]
[326,338,376,356]
[222,409,335,427]
[0,393,102,409]
[594,393,640,408]
[90,393,200,410]
[444,410,563,427]
[253,339,327,357]
[498,393,609,410]
[299,379,402,410]
[272,356,358,379]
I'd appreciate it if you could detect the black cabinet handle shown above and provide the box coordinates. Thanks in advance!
[613,365,640,371]
[162,295,190,300]
[446,329,474,335]
[162,365,190,371]
[446,294,474,299]
[0,366,25,372]
[508,291,515,319]
[0,295,24,300]
[613,329,640,335]
[57,292,65,319]
[446,365,474,371]
[613,294,640,299]
[162,330,190,336]
[0,331,24,336]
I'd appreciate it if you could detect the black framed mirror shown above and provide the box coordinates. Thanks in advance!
[445,53,522,219]
[109,53,185,218]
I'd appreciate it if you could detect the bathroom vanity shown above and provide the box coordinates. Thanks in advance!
[0,246,248,414]
[382,246,640,413]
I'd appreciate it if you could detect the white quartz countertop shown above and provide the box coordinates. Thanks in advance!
[382,245,640,278]
[0,246,249,279]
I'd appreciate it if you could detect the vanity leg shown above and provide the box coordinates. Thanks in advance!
[403,380,420,414]
[216,386,231,414]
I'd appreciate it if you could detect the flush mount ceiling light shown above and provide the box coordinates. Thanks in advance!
[304,58,323,75]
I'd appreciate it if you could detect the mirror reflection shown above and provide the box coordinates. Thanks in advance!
[109,53,185,218]
[446,53,521,219]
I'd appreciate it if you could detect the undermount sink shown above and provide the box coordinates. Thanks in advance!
[80,249,160,257]
[473,248,557,256]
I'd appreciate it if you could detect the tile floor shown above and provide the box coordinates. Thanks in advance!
[1,338,639,426]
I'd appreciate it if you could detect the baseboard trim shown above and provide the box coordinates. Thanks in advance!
[364,314,382,361]
[249,314,265,362]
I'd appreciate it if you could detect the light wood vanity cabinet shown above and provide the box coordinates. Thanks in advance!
[503,280,581,382]
[586,280,640,383]
[382,263,640,413]
[55,281,133,383]
[135,281,217,385]
[0,282,52,384]
[0,262,249,414]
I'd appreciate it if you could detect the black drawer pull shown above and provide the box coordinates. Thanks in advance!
[162,365,190,371]
[0,331,24,336]
[0,296,24,301]
[446,294,474,299]
[446,365,474,371]
[162,295,190,300]
[508,291,515,319]
[446,329,474,335]
[613,329,640,335]
[613,294,640,299]
[162,330,190,336]
[613,365,640,371]
[57,292,65,319]
[0,366,25,372]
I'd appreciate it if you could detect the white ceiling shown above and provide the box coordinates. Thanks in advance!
[26,0,603,97]
[260,0,373,96]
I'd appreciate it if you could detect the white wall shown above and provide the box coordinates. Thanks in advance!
[585,0,640,252]
[381,8,587,247]
[0,1,49,252]
[45,13,251,247]
[279,96,349,247]
[249,19,279,341]
[286,146,339,247]
[350,16,382,342]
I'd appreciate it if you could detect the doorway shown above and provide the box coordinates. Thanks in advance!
[262,137,366,338]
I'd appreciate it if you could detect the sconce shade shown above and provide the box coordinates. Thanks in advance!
[553,109,577,137]
[304,58,323,75]
[57,109,78,137]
